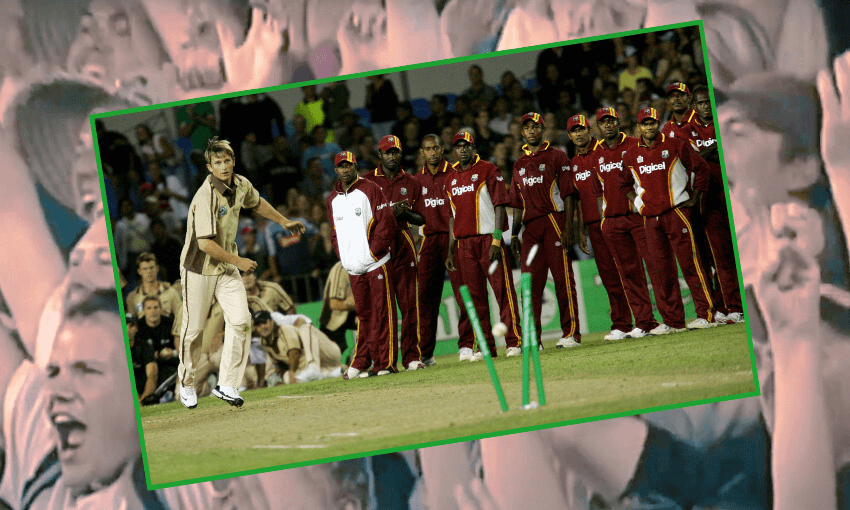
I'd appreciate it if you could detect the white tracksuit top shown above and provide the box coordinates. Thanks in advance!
[327,177,396,275]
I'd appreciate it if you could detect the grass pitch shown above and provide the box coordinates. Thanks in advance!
[140,324,755,487]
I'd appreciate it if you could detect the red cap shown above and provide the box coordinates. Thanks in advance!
[520,112,545,127]
[637,107,660,123]
[666,82,690,96]
[241,225,256,236]
[451,131,475,146]
[595,107,619,122]
[378,135,402,152]
[566,114,590,131]
[139,183,155,192]
[334,151,357,167]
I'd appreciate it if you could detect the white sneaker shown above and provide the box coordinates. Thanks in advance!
[325,366,344,379]
[628,327,647,338]
[725,312,745,324]
[471,351,484,362]
[212,385,244,407]
[687,318,715,329]
[714,311,728,324]
[459,347,474,361]
[296,363,324,383]
[556,336,580,348]
[604,329,629,341]
[377,369,394,376]
[179,386,197,409]
[343,366,361,380]
[407,360,425,371]
[649,323,675,335]
[506,347,522,357]
[421,356,437,366]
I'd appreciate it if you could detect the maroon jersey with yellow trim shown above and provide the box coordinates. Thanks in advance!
[509,141,574,224]
[361,165,424,231]
[445,155,510,239]
[686,115,723,189]
[570,138,602,224]
[620,133,711,217]
[414,159,453,235]
[662,108,697,141]
[590,133,639,218]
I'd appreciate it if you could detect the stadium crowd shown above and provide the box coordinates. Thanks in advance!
[107,27,738,404]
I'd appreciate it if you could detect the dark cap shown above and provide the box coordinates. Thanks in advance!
[252,310,272,323]
[125,312,138,325]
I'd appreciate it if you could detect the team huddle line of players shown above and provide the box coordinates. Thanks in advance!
[173,81,744,408]
[325,80,744,381]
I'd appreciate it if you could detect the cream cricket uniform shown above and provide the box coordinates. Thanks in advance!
[318,261,353,333]
[178,174,260,389]
[125,281,182,319]
[259,314,342,384]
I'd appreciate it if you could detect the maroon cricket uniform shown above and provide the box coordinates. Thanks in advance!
[592,134,661,331]
[621,133,716,323]
[362,165,424,367]
[447,155,521,355]
[687,116,743,315]
[571,139,633,333]
[415,160,473,356]
[510,141,581,342]
[327,177,398,371]
[662,108,697,141]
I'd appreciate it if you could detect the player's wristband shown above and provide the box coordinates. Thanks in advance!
[492,229,503,246]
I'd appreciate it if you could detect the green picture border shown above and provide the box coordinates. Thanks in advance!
[89,18,760,492]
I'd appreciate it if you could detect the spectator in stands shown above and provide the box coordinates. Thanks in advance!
[463,64,498,111]
[506,80,536,116]
[473,110,501,161]
[619,45,654,92]
[392,101,415,138]
[175,101,217,152]
[135,123,184,180]
[490,141,513,183]
[321,81,350,129]
[147,161,189,226]
[654,30,697,88]
[302,125,343,181]
[401,119,423,169]
[422,94,456,136]
[260,135,300,203]
[489,96,513,136]
[294,84,326,134]
[286,113,309,161]
[299,157,334,201]
[149,219,182,284]
[536,62,567,114]
[238,224,272,281]
[136,295,178,398]
[128,311,158,405]
[356,134,382,172]
[499,70,519,96]
[365,74,399,139]
[335,109,366,151]
[593,63,618,102]
[113,198,151,280]
[266,204,317,297]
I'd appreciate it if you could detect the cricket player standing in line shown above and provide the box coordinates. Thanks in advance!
[415,134,474,363]
[662,82,697,140]
[566,114,635,341]
[621,108,717,329]
[688,85,745,324]
[362,135,427,371]
[327,151,399,379]
[446,132,522,359]
[593,107,663,336]
[177,137,305,409]
[509,112,582,348]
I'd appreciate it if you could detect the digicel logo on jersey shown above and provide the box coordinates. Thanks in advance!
[695,138,716,148]
[522,175,544,187]
[424,198,445,207]
[639,162,667,174]
[599,161,622,172]
[451,184,475,196]
[575,170,592,181]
